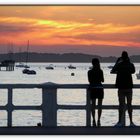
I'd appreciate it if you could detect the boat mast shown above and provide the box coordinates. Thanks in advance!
[7,42,14,60]
[26,40,29,66]
[18,47,22,63]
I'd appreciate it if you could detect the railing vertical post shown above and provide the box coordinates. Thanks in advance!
[42,87,57,127]
[86,89,91,127]
[7,88,13,127]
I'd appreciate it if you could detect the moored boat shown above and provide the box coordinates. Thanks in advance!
[136,71,140,79]
[68,65,76,69]
[22,69,30,74]
[22,69,36,75]
[108,65,114,69]
[46,65,54,70]
[16,63,30,68]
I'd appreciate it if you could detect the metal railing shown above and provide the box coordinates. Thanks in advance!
[0,83,140,127]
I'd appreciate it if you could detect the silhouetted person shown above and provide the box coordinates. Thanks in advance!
[111,51,135,127]
[88,58,104,127]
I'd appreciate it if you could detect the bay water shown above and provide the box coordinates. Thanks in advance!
[0,63,140,126]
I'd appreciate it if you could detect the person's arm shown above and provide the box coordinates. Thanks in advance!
[110,63,118,74]
[110,58,121,74]
[88,70,92,83]
[101,70,104,82]
[130,63,135,74]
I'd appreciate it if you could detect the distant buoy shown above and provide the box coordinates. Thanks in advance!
[71,73,75,76]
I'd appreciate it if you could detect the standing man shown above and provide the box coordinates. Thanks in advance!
[111,51,135,127]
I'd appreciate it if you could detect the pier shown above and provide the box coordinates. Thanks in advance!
[0,60,15,71]
[0,83,140,135]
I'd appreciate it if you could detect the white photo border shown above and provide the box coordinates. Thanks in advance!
[0,0,140,4]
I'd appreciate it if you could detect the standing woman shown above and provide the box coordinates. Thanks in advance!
[88,58,104,127]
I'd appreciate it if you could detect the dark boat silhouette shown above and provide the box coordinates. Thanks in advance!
[108,65,113,69]
[46,64,54,70]
[22,69,30,74]
[68,65,76,69]
[22,69,36,75]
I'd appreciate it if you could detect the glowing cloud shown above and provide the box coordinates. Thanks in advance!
[0,6,140,55]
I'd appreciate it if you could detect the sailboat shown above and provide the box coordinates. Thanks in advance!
[46,64,54,70]
[24,41,30,69]
[16,46,30,68]
[22,41,36,75]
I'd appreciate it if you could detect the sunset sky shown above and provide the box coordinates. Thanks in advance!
[0,6,140,56]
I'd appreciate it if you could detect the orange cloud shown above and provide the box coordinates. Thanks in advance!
[0,16,140,48]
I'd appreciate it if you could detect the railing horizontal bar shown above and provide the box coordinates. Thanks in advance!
[58,105,87,110]
[55,84,116,89]
[0,84,42,89]
[99,105,140,109]
[0,84,114,89]
[1,106,140,110]
[57,105,140,110]
[13,106,42,110]
[0,83,140,89]
[0,106,42,110]
[1,104,140,110]
[0,106,7,110]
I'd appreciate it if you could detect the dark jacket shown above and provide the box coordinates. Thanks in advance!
[111,59,135,89]
[88,68,104,86]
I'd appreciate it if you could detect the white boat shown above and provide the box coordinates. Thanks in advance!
[16,63,30,68]
[16,63,25,68]
[108,65,114,69]
[68,65,76,69]
[16,47,30,68]
[136,71,140,79]
[46,65,54,70]
[24,65,30,68]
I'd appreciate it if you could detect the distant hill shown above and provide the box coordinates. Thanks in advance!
[0,52,140,62]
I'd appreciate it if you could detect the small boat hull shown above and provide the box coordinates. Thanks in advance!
[27,70,36,75]
[136,74,140,79]
[22,69,30,74]
[46,67,54,70]
[68,65,76,69]
[22,69,36,75]
[16,65,30,68]
[108,66,113,69]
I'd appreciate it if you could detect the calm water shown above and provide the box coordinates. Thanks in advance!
[0,63,140,126]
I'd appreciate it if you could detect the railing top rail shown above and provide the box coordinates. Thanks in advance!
[0,83,140,89]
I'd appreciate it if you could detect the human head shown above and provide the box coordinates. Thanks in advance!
[121,51,129,61]
[92,58,100,69]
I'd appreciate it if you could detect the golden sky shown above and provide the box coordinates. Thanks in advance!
[0,6,140,55]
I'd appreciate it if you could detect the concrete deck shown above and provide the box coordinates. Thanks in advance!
[0,126,140,135]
